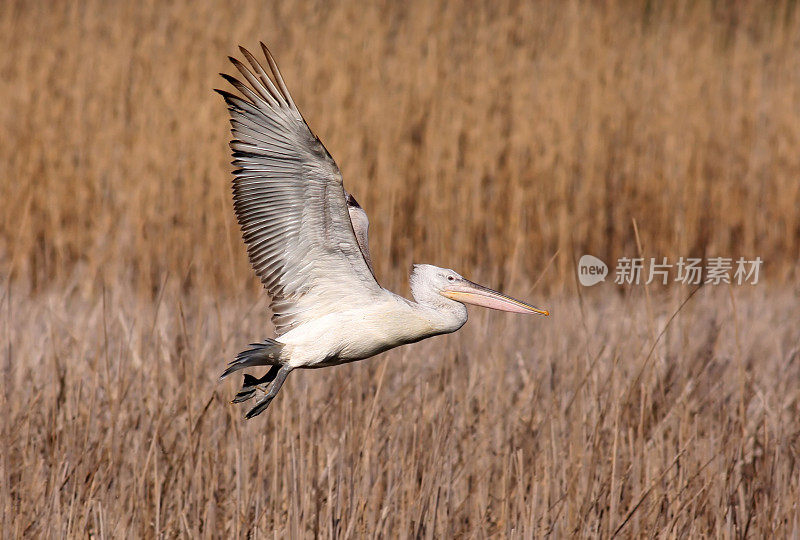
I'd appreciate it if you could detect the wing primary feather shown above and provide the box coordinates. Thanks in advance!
[228,57,281,109]
[221,72,272,110]
[239,46,287,107]
[260,42,298,112]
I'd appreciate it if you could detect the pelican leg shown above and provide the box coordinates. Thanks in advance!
[232,365,281,403]
[245,365,292,419]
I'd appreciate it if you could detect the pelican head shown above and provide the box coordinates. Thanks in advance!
[409,264,549,316]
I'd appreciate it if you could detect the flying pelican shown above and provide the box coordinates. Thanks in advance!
[217,44,549,418]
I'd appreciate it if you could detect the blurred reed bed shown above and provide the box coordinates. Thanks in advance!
[1,0,798,298]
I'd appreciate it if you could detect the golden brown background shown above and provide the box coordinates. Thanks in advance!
[1,0,799,536]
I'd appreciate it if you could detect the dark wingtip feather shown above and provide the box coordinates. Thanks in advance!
[220,73,243,88]
[214,88,241,105]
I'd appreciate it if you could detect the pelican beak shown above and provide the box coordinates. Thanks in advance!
[441,279,549,316]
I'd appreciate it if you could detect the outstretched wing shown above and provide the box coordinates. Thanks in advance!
[217,44,383,335]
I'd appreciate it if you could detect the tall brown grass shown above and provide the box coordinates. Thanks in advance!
[3,285,799,536]
[2,0,800,536]
[1,0,799,294]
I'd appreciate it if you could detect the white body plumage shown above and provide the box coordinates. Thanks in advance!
[279,267,469,368]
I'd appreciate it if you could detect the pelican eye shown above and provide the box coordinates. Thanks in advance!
[447,275,456,282]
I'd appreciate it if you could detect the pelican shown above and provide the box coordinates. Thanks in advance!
[217,44,549,418]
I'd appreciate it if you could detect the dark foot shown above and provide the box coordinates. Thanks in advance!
[231,366,281,403]
[244,365,291,419]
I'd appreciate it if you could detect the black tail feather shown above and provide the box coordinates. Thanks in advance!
[220,339,284,380]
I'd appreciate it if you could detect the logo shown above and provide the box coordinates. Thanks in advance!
[578,255,608,286]
[577,255,762,286]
